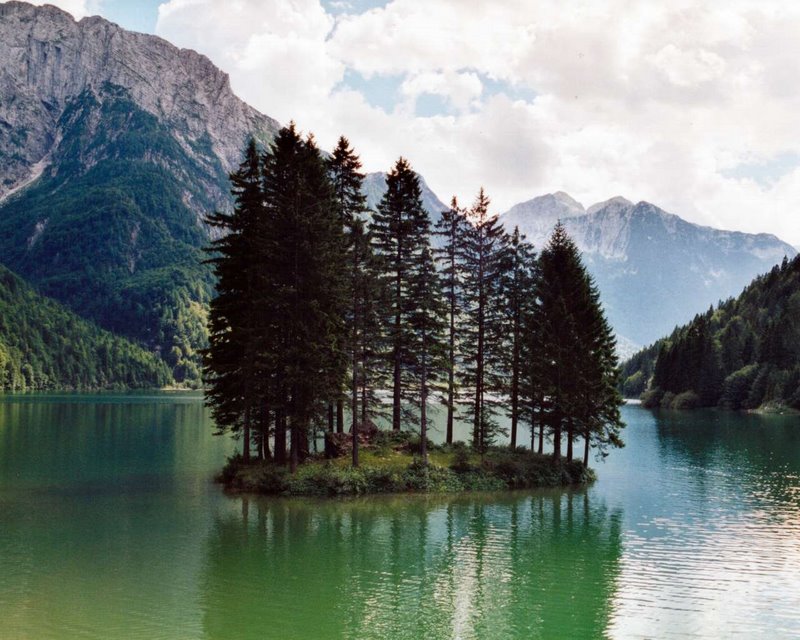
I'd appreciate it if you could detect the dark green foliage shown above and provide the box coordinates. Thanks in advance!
[370,158,432,431]
[498,226,538,448]
[0,263,171,390]
[458,188,511,452]
[327,137,383,465]
[625,255,800,410]
[203,139,265,457]
[523,222,624,462]
[406,246,448,462]
[204,125,349,466]
[0,84,219,384]
[432,197,470,444]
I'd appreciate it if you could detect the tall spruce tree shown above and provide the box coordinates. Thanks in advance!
[203,138,264,461]
[527,222,624,461]
[499,226,538,449]
[260,125,348,471]
[327,136,369,440]
[406,247,447,464]
[433,197,470,444]
[371,158,430,431]
[459,188,510,453]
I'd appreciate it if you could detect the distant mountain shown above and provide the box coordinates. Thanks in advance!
[0,263,171,390]
[501,193,797,349]
[362,171,449,222]
[620,254,800,411]
[0,1,279,383]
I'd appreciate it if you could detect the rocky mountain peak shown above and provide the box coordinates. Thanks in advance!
[0,0,279,203]
[587,196,632,215]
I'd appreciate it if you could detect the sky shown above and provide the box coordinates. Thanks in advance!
[26,0,800,246]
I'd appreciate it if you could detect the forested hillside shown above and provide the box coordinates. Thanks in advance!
[621,255,800,410]
[0,264,171,390]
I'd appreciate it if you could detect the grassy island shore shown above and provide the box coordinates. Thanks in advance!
[218,432,594,497]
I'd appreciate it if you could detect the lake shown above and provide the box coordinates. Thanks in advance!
[1,393,799,639]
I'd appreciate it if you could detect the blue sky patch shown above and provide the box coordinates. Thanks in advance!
[721,152,800,188]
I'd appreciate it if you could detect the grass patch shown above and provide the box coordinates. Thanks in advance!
[218,436,595,497]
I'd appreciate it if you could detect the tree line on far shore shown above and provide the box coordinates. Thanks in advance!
[203,123,624,471]
[622,253,800,411]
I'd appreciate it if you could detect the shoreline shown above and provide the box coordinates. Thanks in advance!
[218,439,595,498]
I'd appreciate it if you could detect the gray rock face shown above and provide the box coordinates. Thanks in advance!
[502,193,797,348]
[502,191,585,241]
[0,1,279,205]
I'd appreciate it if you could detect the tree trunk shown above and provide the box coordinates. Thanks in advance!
[530,404,536,451]
[420,343,428,464]
[510,314,520,449]
[566,419,574,462]
[553,413,562,460]
[538,420,544,455]
[446,274,456,445]
[336,399,344,433]
[393,333,401,431]
[328,403,335,433]
[275,409,287,466]
[583,433,590,467]
[393,237,402,431]
[242,403,251,462]
[262,404,271,460]
[290,418,298,474]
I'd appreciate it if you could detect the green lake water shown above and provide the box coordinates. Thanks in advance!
[1,393,799,639]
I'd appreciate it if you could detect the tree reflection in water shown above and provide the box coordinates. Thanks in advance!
[201,490,623,640]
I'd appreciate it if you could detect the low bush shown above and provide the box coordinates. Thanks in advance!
[672,390,701,410]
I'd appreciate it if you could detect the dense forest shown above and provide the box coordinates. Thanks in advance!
[621,254,800,410]
[0,85,217,385]
[0,263,172,390]
[204,124,624,476]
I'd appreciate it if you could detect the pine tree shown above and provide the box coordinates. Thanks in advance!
[459,188,510,453]
[499,226,537,449]
[327,136,369,441]
[406,247,447,463]
[371,158,430,431]
[203,138,264,462]
[261,125,348,472]
[433,197,470,444]
[527,222,624,461]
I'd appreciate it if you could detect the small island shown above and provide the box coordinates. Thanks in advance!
[220,430,594,497]
[204,127,624,494]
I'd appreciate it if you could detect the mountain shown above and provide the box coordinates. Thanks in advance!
[362,171,449,221]
[0,1,279,383]
[0,263,171,390]
[501,194,797,350]
[620,255,800,411]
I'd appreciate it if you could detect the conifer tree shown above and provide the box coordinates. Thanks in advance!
[203,139,264,461]
[433,197,470,444]
[406,247,447,463]
[261,125,348,471]
[459,188,510,453]
[499,226,538,449]
[527,222,624,461]
[327,136,369,439]
[371,158,430,431]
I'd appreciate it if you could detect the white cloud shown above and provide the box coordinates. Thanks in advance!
[25,0,91,19]
[400,70,483,113]
[154,0,800,245]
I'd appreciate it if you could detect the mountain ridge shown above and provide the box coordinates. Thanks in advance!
[501,192,796,349]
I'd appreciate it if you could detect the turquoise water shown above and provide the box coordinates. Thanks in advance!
[0,394,799,639]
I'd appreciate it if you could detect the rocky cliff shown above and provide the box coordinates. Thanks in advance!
[0,2,279,383]
[0,1,278,208]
